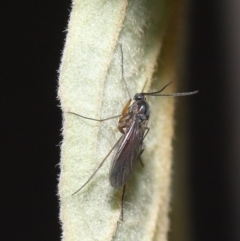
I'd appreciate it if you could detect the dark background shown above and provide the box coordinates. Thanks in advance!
[188,1,240,241]
[1,1,70,240]
[1,1,240,241]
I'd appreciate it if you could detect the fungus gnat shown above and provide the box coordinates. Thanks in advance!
[68,46,198,220]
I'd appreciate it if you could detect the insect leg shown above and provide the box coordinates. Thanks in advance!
[120,45,131,99]
[68,112,122,122]
[120,184,126,221]
[72,136,123,196]
[137,127,150,167]
[139,157,144,168]
[143,127,150,140]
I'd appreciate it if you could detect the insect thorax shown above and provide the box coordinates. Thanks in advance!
[130,99,150,122]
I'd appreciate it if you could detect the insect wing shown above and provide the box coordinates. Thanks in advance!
[110,119,145,188]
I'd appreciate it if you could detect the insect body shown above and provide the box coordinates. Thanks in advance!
[109,82,198,189]
[69,81,197,220]
[69,46,198,220]
[110,93,150,188]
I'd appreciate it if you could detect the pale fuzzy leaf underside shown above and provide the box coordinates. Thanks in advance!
[58,0,181,240]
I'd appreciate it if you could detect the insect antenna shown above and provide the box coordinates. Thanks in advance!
[142,81,198,97]
[150,91,198,97]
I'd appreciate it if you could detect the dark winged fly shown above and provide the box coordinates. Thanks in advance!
[69,46,198,220]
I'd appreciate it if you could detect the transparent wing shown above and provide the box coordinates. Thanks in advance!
[109,120,145,188]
